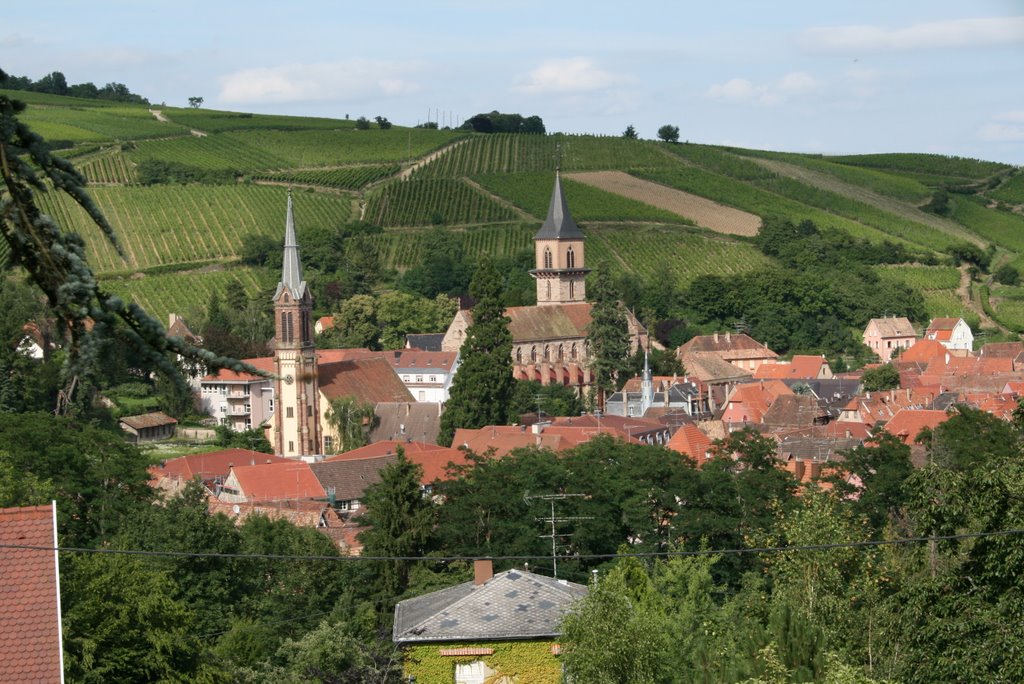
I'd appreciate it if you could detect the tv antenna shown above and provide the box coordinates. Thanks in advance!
[524,492,592,578]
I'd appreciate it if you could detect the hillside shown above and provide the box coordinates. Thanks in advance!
[5,89,1023,334]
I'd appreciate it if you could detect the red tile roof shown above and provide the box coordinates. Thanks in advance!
[883,409,950,444]
[753,356,828,380]
[667,424,713,465]
[451,424,639,458]
[323,440,469,482]
[228,461,326,502]
[926,317,962,331]
[390,350,458,372]
[0,504,62,683]
[149,448,288,488]
[900,339,948,363]
[319,357,414,404]
[202,356,276,382]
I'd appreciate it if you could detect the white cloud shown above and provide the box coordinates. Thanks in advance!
[218,60,424,104]
[515,58,622,94]
[706,72,822,106]
[979,123,1024,142]
[994,110,1024,123]
[800,17,1024,54]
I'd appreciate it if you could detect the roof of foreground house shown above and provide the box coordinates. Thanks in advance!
[0,504,62,683]
[865,316,916,338]
[319,357,414,404]
[393,568,588,643]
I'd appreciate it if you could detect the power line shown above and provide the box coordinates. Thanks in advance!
[2,528,1023,563]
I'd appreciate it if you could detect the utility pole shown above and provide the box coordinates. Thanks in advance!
[525,493,592,578]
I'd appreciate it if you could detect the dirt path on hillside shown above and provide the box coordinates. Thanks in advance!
[149,109,169,123]
[398,139,468,179]
[749,157,983,246]
[566,170,761,236]
[956,264,1006,333]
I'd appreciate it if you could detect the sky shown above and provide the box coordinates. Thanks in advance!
[3,0,1024,164]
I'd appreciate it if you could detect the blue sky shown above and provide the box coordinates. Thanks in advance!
[3,0,1023,163]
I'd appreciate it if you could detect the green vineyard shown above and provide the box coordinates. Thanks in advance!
[252,164,400,190]
[364,178,519,227]
[36,185,352,274]
[102,267,271,326]
[874,264,962,291]
[473,172,688,224]
[77,150,138,185]
[415,133,675,177]
[370,224,535,270]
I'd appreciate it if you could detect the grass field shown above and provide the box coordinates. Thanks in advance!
[874,264,961,290]
[988,173,1024,205]
[952,197,1024,253]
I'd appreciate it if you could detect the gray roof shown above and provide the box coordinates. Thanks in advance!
[273,191,308,301]
[393,569,588,643]
[405,333,446,352]
[534,172,584,240]
[310,455,395,502]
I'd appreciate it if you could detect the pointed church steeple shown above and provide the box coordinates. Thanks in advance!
[534,171,585,241]
[272,191,321,458]
[531,172,590,305]
[641,344,654,416]
[274,190,307,302]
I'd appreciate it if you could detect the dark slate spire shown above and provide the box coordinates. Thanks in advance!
[274,190,307,301]
[534,171,585,240]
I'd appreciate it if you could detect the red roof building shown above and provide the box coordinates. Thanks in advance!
[666,424,713,466]
[149,448,289,495]
[218,461,326,503]
[0,503,63,683]
[323,440,469,483]
[753,355,833,381]
[882,409,951,444]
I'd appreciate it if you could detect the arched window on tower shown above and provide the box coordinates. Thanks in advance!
[543,248,553,269]
[566,246,575,268]
[282,312,294,344]
[545,282,551,300]
[543,345,550,361]
[570,343,577,361]
[516,347,522,363]
[569,281,575,300]
[558,344,564,361]
[531,346,537,362]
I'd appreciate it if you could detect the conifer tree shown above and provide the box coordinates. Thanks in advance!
[438,256,513,446]
[586,264,630,410]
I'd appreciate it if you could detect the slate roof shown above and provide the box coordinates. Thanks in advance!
[319,357,414,404]
[0,504,62,683]
[310,455,396,502]
[405,333,446,352]
[761,395,830,427]
[534,172,585,240]
[393,569,588,643]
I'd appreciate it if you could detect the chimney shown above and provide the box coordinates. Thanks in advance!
[474,559,493,585]
[713,332,719,343]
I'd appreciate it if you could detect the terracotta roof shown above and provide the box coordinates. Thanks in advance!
[228,461,326,502]
[319,357,414,404]
[753,356,828,380]
[926,317,962,331]
[390,350,458,373]
[865,316,915,338]
[900,339,948,363]
[722,380,793,424]
[981,342,1024,358]
[393,568,588,643]
[166,314,197,340]
[883,409,950,444]
[505,302,592,341]
[119,411,177,430]
[202,356,275,382]
[451,423,641,458]
[667,424,713,465]
[0,504,62,683]
[149,448,288,488]
[677,333,778,359]
[316,316,334,331]
[323,440,469,482]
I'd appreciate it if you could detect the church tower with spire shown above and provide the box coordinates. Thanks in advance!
[273,191,321,457]
[530,172,590,305]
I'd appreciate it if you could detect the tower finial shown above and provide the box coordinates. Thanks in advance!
[555,142,562,173]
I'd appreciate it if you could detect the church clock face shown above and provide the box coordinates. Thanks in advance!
[284,374,294,385]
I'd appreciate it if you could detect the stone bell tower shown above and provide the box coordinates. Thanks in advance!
[530,171,590,305]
